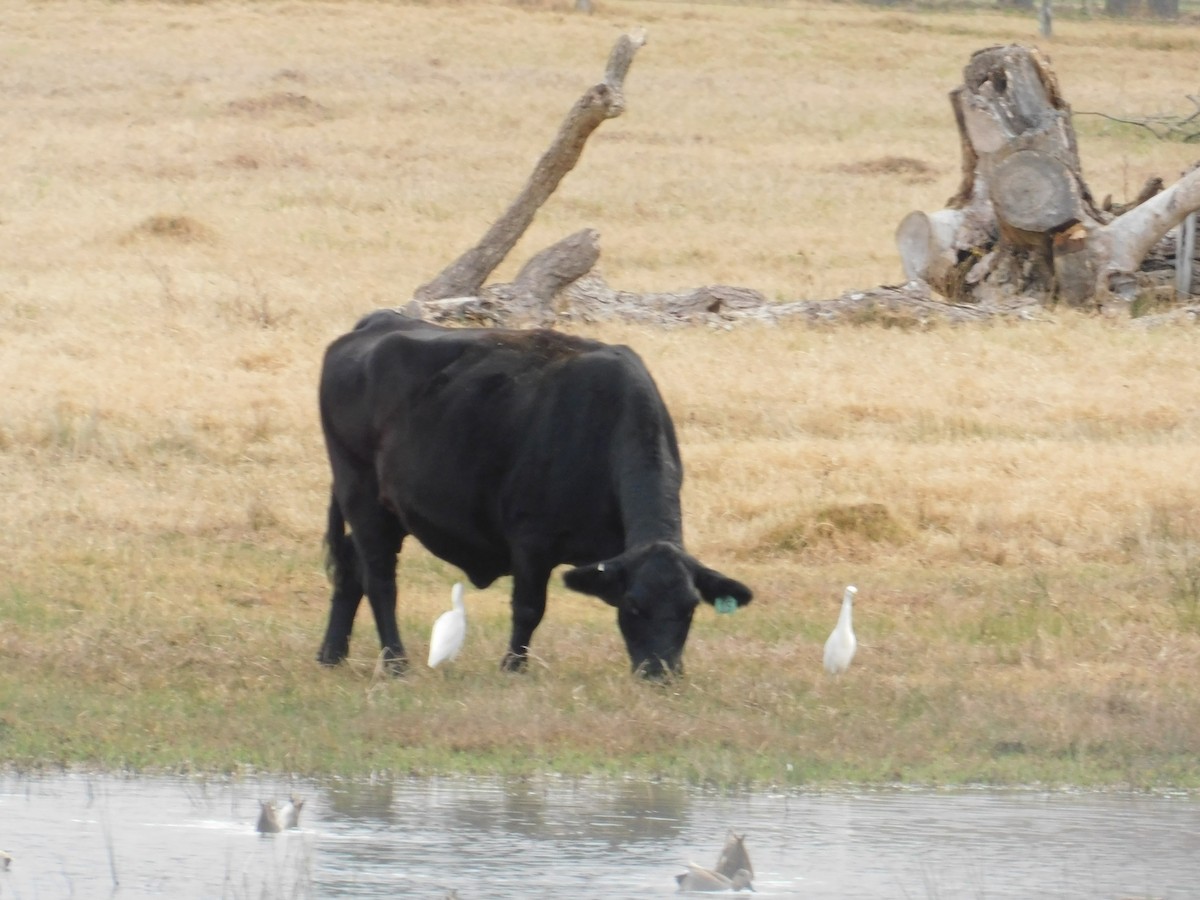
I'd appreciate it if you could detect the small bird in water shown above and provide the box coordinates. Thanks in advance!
[257,795,304,832]
[256,800,282,834]
[428,582,467,669]
[675,862,754,892]
[823,585,858,675]
[1,849,12,870]
[714,830,753,880]
[280,794,304,829]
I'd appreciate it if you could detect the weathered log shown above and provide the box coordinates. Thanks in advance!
[414,31,645,303]
[563,275,1017,326]
[1103,176,1163,214]
[1098,163,1200,296]
[410,229,600,326]
[897,209,965,285]
[410,271,1029,330]
[1178,212,1197,298]
[507,228,600,306]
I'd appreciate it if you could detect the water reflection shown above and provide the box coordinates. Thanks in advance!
[0,773,1197,898]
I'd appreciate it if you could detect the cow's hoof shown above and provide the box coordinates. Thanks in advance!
[316,645,347,667]
[500,651,528,673]
[633,658,682,682]
[381,650,409,677]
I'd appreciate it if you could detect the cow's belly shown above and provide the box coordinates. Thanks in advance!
[400,506,511,588]
[375,439,622,584]
[378,465,512,587]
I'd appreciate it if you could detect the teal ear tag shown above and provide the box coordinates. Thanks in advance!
[714,596,738,615]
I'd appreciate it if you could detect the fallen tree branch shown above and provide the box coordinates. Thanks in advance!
[414,30,646,303]
[408,273,1035,329]
[1075,93,1200,143]
[1102,176,1163,215]
[1098,162,1200,295]
[507,228,600,308]
[1073,109,1173,140]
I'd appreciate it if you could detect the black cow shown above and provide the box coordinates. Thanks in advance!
[317,310,752,678]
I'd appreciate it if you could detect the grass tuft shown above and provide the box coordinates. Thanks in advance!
[122,215,216,244]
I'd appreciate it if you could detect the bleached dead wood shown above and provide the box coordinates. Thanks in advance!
[1178,212,1197,299]
[414,272,1024,329]
[898,44,1200,309]
[1098,164,1200,296]
[405,38,1196,331]
[413,31,644,305]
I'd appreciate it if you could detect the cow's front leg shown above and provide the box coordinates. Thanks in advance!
[502,554,552,672]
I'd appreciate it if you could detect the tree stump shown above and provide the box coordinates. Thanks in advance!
[898,44,1200,309]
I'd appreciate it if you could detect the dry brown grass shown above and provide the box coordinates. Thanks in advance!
[2,0,1200,785]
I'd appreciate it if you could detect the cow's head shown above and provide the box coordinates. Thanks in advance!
[563,541,753,679]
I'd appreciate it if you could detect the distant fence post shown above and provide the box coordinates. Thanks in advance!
[1178,211,1197,300]
[1039,0,1053,36]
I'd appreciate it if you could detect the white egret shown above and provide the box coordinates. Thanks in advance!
[822,585,858,675]
[675,862,754,893]
[428,582,467,668]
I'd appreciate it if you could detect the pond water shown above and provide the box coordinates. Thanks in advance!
[0,773,1196,899]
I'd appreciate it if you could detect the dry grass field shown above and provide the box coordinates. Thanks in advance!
[2,0,1200,786]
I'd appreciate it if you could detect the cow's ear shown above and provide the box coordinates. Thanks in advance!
[693,564,753,609]
[563,560,626,607]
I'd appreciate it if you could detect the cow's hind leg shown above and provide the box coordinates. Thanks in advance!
[502,553,553,672]
[360,525,407,675]
[318,494,362,666]
[321,488,407,674]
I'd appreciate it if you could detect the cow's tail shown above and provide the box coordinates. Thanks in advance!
[323,492,356,589]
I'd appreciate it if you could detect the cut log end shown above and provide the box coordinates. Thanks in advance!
[991,150,1082,233]
[896,209,964,285]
